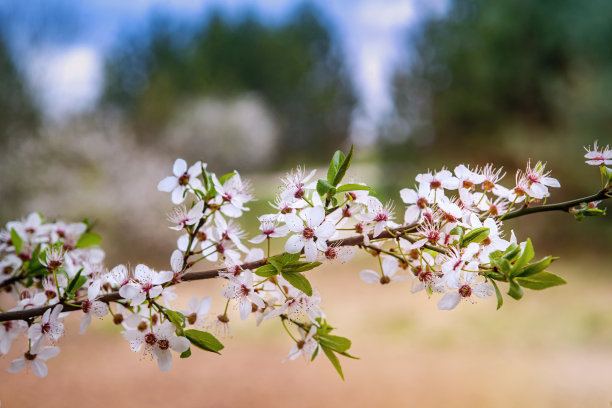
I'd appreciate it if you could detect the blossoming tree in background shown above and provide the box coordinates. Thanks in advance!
[0,142,610,379]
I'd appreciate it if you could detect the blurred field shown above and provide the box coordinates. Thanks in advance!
[2,257,612,408]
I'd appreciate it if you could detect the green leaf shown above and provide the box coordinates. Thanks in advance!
[516,256,554,277]
[516,272,566,290]
[317,179,336,197]
[318,334,351,353]
[449,226,464,239]
[311,345,320,361]
[335,184,375,194]
[332,145,353,187]
[499,258,512,278]
[180,348,191,358]
[283,261,322,273]
[501,243,520,263]
[184,329,224,354]
[507,280,523,300]
[218,172,236,185]
[165,309,186,332]
[512,239,534,273]
[281,271,313,296]
[10,228,23,253]
[491,280,503,310]
[460,227,490,247]
[327,150,345,184]
[66,270,87,296]
[75,232,102,248]
[254,264,278,278]
[322,346,344,380]
[268,253,300,270]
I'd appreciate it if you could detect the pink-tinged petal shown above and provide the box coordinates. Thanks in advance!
[37,346,60,360]
[170,250,183,274]
[92,301,109,318]
[437,292,461,310]
[131,292,147,307]
[244,248,264,262]
[381,256,398,277]
[249,234,267,244]
[0,337,12,354]
[391,275,410,282]
[305,206,325,228]
[50,304,63,321]
[220,203,242,218]
[88,280,101,301]
[198,296,212,315]
[285,234,305,254]
[155,349,173,372]
[404,205,421,224]
[171,187,186,204]
[170,336,191,353]
[148,285,163,299]
[529,183,548,198]
[373,221,386,238]
[119,284,139,300]
[135,264,154,283]
[79,314,92,334]
[177,234,189,251]
[7,358,27,373]
[303,240,317,262]
[472,282,495,298]
[315,221,335,241]
[30,359,48,378]
[359,270,380,284]
[157,176,178,192]
[249,293,266,308]
[154,271,174,285]
[239,298,252,320]
[541,176,560,188]
[173,158,187,176]
[399,188,418,204]
[284,214,304,232]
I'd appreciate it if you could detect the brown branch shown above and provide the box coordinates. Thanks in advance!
[0,224,418,322]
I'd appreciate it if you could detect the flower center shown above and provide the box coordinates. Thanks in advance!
[430,180,441,189]
[157,339,170,350]
[458,284,472,298]
[302,227,315,239]
[462,180,474,189]
[178,173,190,186]
[144,333,157,345]
[417,197,428,209]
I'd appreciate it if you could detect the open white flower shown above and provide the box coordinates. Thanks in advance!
[400,183,435,224]
[360,256,409,285]
[166,201,204,231]
[0,320,27,355]
[8,343,60,378]
[249,215,289,244]
[284,206,336,262]
[221,271,265,320]
[211,172,253,218]
[357,197,395,238]
[157,159,204,204]
[438,272,494,310]
[283,325,318,362]
[79,299,109,334]
[119,264,173,306]
[28,304,64,344]
[182,296,212,326]
[584,141,612,166]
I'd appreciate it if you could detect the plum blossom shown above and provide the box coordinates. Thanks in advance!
[166,201,204,231]
[438,272,494,310]
[119,264,173,306]
[182,296,212,326]
[524,160,560,199]
[360,256,409,285]
[122,321,190,372]
[79,299,109,334]
[357,197,395,238]
[455,165,485,191]
[157,158,204,204]
[280,166,317,204]
[284,206,336,262]
[221,271,265,320]
[8,343,60,378]
[0,320,27,354]
[249,215,289,244]
[283,325,318,362]
[400,183,435,224]
[584,141,612,166]
[416,169,459,192]
[211,172,253,218]
[28,305,64,344]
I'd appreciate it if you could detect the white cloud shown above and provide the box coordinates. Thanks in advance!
[26,46,103,122]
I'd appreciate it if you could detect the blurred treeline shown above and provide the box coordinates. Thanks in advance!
[0,0,611,259]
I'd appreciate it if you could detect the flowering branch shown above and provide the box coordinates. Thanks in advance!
[1,141,610,378]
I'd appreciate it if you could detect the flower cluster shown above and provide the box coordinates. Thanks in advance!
[0,142,609,379]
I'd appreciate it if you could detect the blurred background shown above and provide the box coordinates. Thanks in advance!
[1,0,612,406]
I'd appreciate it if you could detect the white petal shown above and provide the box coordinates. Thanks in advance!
[437,292,461,310]
[305,206,325,228]
[157,176,178,192]
[173,158,187,176]
[170,336,191,353]
[359,270,380,284]
[171,187,186,204]
[37,346,60,360]
[373,221,386,238]
[79,314,92,334]
[285,235,305,254]
[314,221,335,240]
[399,188,418,204]
[239,298,252,320]
[303,240,317,262]
[155,349,173,372]
[284,214,304,232]
[7,358,27,373]
[30,360,48,378]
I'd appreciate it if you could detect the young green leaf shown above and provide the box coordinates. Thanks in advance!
[218,172,236,185]
[515,272,566,290]
[327,150,345,184]
[180,348,192,358]
[332,145,353,187]
[515,256,554,277]
[335,184,375,194]
[66,270,87,296]
[507,279,523,300]
[321,345,344,380]
[460,227,490,247]
[10,228,23,254]
[317,179,336,197]
[501,243,521,263]
[512,239,534,272]
[254,264,278,278]
[165,309,187,332]
[281,271,313,296]
[184,329,224,354]
[75,232,102,248]
[491,280,503,310]
[283,261,322,273]
[318,334,351,353]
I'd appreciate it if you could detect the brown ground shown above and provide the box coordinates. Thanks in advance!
[2,258,612,407]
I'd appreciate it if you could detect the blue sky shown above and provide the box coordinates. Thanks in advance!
[1,0,444,143]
